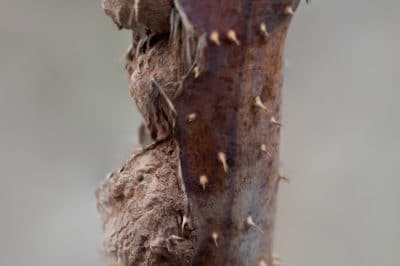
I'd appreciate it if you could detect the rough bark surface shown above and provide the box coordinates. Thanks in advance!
[97,140,197,265]
[97,0,300,265]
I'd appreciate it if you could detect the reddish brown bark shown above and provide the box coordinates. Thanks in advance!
[174,1,299,265]
[97,1,300,265]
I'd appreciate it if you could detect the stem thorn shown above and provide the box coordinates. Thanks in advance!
[284,5,295,16]
[254,96,268,111]
[270,116,283,127]
[211,232,219,247]
[227,30,241,45]
[187,113,197,122]
[260,144,272,157]
[259,259,268,266]
[260,23,269,38]
[199,175,208,190]
[209,31,221,46]
[181,215,189,232]
[279,175,290,183]
[193,66,200,78]
[218,152,228,173]
[246,216,264,233]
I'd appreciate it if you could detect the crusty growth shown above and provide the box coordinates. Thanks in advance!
[127,39,181,141]
[96,140,197,266]
[124,10,202,143]
[97,10,200,265]
[102,0,172,34]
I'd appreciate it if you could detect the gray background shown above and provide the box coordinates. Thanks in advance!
[0,1,397,265]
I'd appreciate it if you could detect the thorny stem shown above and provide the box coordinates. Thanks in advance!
[97,0,301,265]
[174,1,300,265]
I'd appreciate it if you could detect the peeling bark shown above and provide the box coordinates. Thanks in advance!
[97,0,300,265]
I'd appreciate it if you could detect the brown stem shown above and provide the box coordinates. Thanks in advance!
[174,1,299,265]
[97,0,300,265]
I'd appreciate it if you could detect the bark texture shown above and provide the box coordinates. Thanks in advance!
[97,0,300,265]
[97,140,197,265]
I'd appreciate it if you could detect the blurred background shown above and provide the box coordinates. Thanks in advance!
[0,1,397,266]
